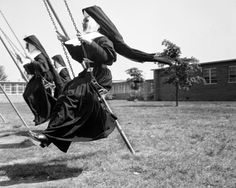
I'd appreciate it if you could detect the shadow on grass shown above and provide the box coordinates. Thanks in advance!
[125,104,173,108]
[0,139,35,149]
[0,130,42,149]
[0,161,83,186]
[0,130,42,138]
[15,130,42,137]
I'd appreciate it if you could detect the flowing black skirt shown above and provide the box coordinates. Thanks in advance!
[43,72,116,152]
[23,76,56,125]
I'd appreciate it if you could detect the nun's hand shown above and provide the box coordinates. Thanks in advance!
[24,51,34,62]
[76,33,92,44]
[154,54,173,66]
[83,58,94,64]
[16,54,22,63]
[57,31,69,43]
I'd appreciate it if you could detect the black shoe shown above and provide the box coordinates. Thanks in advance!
[29,132,50,147]
[37,134,50,147]
[40,142,49,148]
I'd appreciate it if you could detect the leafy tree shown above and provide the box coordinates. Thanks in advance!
[0,65,7,81]
[126,67,144,100]
[160,40,204,106]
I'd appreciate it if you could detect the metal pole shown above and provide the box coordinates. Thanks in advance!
[0,26,25,58]
[102,96,136,154]
[0,84,30,130]
[43,0,75,78]
[45,0,69,38]
[0,10,26,53]
[0,35,28,82]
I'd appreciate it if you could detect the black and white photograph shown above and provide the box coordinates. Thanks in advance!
[0,0,235,187]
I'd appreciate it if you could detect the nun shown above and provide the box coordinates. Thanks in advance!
[52,54,71,98]
[22,35,63,125]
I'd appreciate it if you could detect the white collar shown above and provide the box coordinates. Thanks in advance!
[30,49,41,59]
[83,31,103,39]
[56,66,66,73]
[65,32,104,46]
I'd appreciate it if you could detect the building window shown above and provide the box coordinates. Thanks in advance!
[11,84,17,94]
[228,66,236,83]
[203,68,217,84]
[0,84,3,94]
[150,83,154,93]
[4,84,11,94]
[18,84,26,94]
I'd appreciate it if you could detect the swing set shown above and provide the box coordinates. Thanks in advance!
[0,0,136,154]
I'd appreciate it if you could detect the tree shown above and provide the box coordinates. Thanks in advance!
[160,40,204,106]
[0,65,7,81]
[125,67,144,101]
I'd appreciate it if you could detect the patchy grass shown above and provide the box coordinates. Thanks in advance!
[0,101,235,187]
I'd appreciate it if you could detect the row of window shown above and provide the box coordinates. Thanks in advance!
[111,82,154,94]
[0,83,26,95]
[111,83,131,94]
[203,66,236,84]
[1,81,153,95]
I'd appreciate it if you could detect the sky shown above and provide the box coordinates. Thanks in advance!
[0,0,235,81]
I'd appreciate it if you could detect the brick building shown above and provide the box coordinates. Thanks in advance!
[153,59,236,101]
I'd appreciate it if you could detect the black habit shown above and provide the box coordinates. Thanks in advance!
[23,35,63,125]
[52,54,71,98]
[42,35,117,152]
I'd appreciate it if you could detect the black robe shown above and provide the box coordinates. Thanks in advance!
[42,35,117,152]
[23,53,63,125]
[59,68,71,84]
[54,68,71,98]
[51,54,71,86]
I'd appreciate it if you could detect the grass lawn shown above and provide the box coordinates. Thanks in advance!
[0,100,235,188]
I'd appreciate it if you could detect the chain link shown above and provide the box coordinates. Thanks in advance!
[63,0,88,59]
[42,0,75,78]
[43,0,58,32]
[61,43,75,77]
[63,0,80,34]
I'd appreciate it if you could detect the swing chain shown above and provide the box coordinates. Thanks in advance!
[61,43,75,77]
[63,0,80,34]
[63,0,88,61]
[42,0,75,78]
[43,0,58,32]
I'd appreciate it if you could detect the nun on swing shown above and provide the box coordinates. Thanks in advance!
[32,5,172,153]
[19,35,64,126]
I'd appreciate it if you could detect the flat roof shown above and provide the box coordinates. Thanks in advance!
[0,81,26,84]
[200,59,236,65]
[152,58,236,71]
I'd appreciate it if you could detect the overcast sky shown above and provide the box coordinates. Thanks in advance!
[0,0,236,81]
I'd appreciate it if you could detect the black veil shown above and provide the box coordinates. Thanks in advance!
[52,54,66,67]
[83,6,158,63]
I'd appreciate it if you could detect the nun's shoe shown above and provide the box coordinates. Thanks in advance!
[31,132,50,147]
